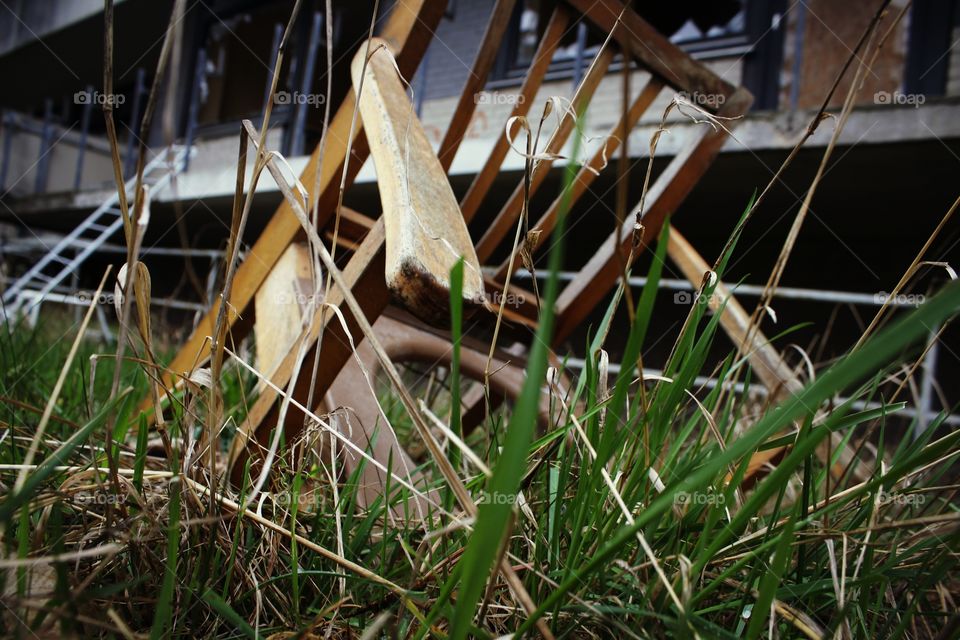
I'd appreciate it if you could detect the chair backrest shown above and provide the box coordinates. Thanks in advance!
[160,0,751,480]
[444,0,752,345]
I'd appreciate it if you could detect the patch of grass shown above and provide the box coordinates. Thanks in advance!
[1,3,957,635]
[1,217,958,637]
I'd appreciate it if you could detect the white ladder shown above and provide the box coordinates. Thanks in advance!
[1,146,189,322]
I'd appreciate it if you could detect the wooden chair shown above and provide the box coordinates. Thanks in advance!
[157,0,754,499]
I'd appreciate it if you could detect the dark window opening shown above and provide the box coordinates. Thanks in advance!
[493,0,748,84]
[491,0,786,110]
[196,1,299,127]
[186,0,380,154]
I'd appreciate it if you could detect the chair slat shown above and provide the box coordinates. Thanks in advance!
[460,7,571,223]
[565,0,738,105]
[438,0,519,171]
[234,218,391,481]
[553,87,753,343]
[353,40,485,324]
[493,75,665,282]
[474,45,615,262]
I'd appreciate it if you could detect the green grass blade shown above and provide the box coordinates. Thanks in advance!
[447,113,583,640]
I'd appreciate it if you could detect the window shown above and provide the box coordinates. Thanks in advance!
[492,1,752,84]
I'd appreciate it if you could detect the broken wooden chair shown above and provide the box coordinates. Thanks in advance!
[156,0,762,508]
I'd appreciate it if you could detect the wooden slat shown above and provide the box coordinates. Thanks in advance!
[564,0,738,105]
[474,46,615,262]
[254,243,314,387]
[459,7,570,223]
[493,76,665,282]
[553,87,753,343]
[353,39,485,324]
[329,206,376,242]
[231,219,390,481]
[156,0,446,395]
[437,0,518,171]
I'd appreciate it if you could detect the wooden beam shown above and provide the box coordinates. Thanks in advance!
[156,0,446,398]
[436,0,519,171]
[352,39,485,325]
[564,0,738,104]
[553,88,753,344]
[459,7,570,223]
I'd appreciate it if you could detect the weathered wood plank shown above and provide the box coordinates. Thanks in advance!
[352,39,485,325]
[231,219,391,481]
[254,243,314,387]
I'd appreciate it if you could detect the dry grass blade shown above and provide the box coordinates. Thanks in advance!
[223,345,449,515]
[207,2,304,491]
[182,476,407,595]
[743,1,904,353]
[854,193,959,350]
